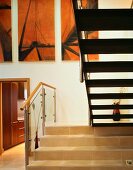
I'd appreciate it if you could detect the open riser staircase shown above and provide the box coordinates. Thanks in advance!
[72,0,133,126]
[27,126,133,170]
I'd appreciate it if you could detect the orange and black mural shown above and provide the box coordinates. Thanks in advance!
[18,0,55,61]
[0,0,12,62]
[61,0,98,61]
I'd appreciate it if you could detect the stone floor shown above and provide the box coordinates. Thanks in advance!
[0,143,25,170]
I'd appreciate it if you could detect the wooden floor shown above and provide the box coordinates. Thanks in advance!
[0,143,25,170]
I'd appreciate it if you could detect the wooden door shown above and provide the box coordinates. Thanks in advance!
[1,79,29,150]
[2,82,19,149]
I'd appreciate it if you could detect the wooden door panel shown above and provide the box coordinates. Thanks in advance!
[11,82,18,122]
[2,83,12,150]
[12,121,19,145]
[11,82,19,146]
[18,120,24,143]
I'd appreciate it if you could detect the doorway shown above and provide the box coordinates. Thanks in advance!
[0,78,30,153]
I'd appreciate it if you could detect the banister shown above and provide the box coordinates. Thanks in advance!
[20,82,56,110]
[41,82,56,90]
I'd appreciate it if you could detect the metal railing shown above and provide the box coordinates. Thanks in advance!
[20,82,56,169]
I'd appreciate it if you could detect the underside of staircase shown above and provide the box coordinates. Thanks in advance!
[27,126,133,170]
[72,1,133,126]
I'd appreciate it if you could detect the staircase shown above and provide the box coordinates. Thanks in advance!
[25,2,133,169]
[27,126,133,170]
[72,1,133,126]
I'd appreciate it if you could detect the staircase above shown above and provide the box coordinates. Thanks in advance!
[72,0,133,126]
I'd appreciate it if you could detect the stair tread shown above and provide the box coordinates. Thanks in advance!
[41,134,94,138]
[92,114,133,120]
[44,126,133,135]
[93,123,133,127]
[86,79,133,87]
[28,160,124,167]
[91,105,133,110]
[80,39,133,54]
[84,61,133,73]
[75,9,133,31]
[35,146,133,151]
[40,135,133,148]
[41,134,133,138]
[88,93,133,99]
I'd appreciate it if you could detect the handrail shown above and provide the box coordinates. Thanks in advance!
[41,82,56,90]
[20,82,56,110]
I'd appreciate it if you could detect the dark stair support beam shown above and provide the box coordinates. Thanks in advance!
[80,39,133,54]
[75,9,133,31]
[84,61,133,73]
[91,105,133,110]
[86,79,133,87]
[88,93,133,100]
[92,123,133,127]
[92,114,133,119]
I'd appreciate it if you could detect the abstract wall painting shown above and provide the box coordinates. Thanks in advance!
[0,0,12,62]
[18,0,55,61]
[61,0,99,61]
[61,0,79,61]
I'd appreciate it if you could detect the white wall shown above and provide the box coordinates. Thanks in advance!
[0,0,88,125]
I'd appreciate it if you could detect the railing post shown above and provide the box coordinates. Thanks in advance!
[24,108,29,170]
[42,87,45,136]
[54,89,56,122]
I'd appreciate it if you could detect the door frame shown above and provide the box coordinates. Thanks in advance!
[0,78,30,154]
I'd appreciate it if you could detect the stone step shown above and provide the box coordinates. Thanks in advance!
[40,135,133,148]
[27,160,133,170]
[45,126,94,135]
[34,146,133,161]
[45,126,133,136]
